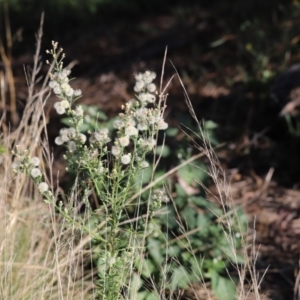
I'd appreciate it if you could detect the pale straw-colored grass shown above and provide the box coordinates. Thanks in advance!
[0,15,94,300]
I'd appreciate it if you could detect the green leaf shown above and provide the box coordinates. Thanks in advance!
[181,206,197,229]
[129,273,142,299]
[170,266,190,290]
[159,206,177,229]
[168,245,181,257]
[191,196,222,216]
[210,270,236,300]
[204,120,218,130]
[166,127,179,137]
[83,105,107,119]
[178,161,207,185]
[189,257,204,278]
[137,291,160,300]
[177,164,194,185]
[155,145,170,157]
[148,238,164,265]
[145,292,161,300]
[140,258,156,278]
[197,213,209,233]
[136,291,148,300]
[135,165,153,186]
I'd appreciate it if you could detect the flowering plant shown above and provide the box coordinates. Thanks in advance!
[12,41,169,299]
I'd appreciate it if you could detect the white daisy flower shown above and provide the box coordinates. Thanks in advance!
[134,80,144,92]
[121,154,131,165]
[125,125,138,136]
[61,83,71,91]
[134,73,143,81]
[53,86,62,95]
[38,182,49,193]
[74,89,82,97]
[137,122,148,131]
[30,156,40,166]
[78,133,87,144]
[140,161,149,168]
[61,100,70,109]
[147,83,156,93]
[49,80,58,89]
[65,88,74,97]
[118,135,130,147]
[54,102,66,115]
[31,167,42,178]
[61,134,70,142]
[157,119,168,130]
[111,146,121,156]
[55,136,64,145]
[147,94,156,103]
[74,105,84,116]
[113,119,125,129]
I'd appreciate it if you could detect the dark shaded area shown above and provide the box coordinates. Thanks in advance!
[3,0,300,299]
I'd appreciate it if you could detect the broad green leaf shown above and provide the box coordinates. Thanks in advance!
[166,127,179,136]
[155,145,170,157]
[136,291,148,300]
[129,273,142,299]
[135,165,153,186]
[85,105,107,119]
[147,238,164,265]
[146,292,161,300]
[177,164,194,185]
[190,256,204,278]
[174,185,186,208]
[170,266,190,290]
[181,206,197,229]
[210,270,236,300]
[168,245,180,257]
[204,120,218,130]
[159,206,177,229]
[197,212,209,229]
[178,161,207,185]
[139,258,156,278]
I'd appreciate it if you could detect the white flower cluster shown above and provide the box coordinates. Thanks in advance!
[113,72,167,133]
[12,153,49,194]
[109,71,168,165]
[152,188,169,203]
[55,127,87,148]
[134,71,156,92]
[49,68,82,114]
[134,71,157,106]
[47,44,167,171]
[89,128,111,147]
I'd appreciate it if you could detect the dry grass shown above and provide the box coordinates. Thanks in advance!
[0,16,94,300]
